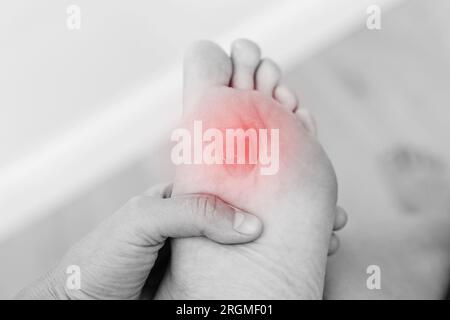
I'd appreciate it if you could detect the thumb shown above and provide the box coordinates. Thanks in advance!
[129,194,263,244]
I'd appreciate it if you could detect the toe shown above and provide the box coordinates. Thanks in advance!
[274,84,298,112]
[295,108,317,136]
[183,40,232,110]
[255,58,281,96]
[230,39,261,90]
[143,182,173,198]
[328,234,340,256]
[333,206,348,231]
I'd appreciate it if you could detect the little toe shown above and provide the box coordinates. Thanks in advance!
[333,206,348,231]
[230,39,261,90]
[295,108,317,136]
[328,234,340,256]
[183,40,232,111]
[255,58,281,96]
[274,84,298,112]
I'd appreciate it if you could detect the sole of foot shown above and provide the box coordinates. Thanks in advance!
[156,39,340,299]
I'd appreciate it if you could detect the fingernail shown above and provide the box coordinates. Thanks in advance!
[233,210,262,235]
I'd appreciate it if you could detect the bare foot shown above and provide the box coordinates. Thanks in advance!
[325,147,450,299]
[156,40,341,299]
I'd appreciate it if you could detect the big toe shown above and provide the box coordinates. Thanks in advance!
[183,40,232,111]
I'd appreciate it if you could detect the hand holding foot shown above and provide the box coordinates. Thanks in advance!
[16,184,262,300]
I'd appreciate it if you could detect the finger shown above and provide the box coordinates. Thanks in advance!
[333,206,348,231]
[129,194,263,245]
[143,182,173,198]
[328,233,340,256]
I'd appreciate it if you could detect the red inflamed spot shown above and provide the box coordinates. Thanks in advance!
[171,89,293,180]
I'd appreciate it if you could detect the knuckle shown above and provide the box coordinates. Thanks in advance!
[192,195,219,221]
